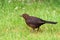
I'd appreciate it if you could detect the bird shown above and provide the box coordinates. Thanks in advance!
[20,13,57,31]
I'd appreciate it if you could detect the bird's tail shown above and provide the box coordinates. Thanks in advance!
[44,21,57,24]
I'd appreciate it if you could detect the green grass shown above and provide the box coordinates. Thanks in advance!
[0,0,60,40]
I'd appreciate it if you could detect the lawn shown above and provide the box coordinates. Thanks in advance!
[0,0,60,40]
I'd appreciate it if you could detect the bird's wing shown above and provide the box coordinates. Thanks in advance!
[26,16,44,24]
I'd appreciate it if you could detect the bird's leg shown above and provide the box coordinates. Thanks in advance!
[37,27,42,32]
[37,27,39,31]
[31,28,35,32]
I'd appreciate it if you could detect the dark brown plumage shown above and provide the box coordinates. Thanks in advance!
[20,13,57,31]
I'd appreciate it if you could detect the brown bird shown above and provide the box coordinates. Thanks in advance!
[20,13,57,31]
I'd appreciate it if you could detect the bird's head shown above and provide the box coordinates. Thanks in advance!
[20,13,29,20]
